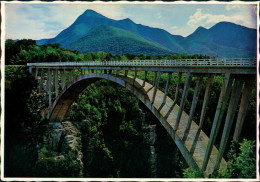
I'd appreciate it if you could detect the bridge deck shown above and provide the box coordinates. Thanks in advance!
[27,59,256,74]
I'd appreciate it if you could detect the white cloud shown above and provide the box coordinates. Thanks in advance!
[5,4,126,40]
[156,12,162,19]
[225,5,242,11]
[187,8,256,30]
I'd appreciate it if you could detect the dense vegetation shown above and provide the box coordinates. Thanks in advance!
[5,65,46,176]
[5,39,210,66]
[4,40,256,178]
[68,25,174,55]
[66,80,187,177]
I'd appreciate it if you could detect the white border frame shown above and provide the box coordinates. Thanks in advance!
[1,1,259,181]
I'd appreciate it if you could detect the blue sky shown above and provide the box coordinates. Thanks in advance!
[5,3,257,40]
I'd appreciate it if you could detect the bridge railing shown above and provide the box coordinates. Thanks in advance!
[27,58,256,67]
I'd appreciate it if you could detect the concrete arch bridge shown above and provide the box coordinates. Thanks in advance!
[27,58,256,176]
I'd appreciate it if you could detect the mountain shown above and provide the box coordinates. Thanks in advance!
[37,9,186,54]
[187,22,256,53]
[37,10,257,58]
[67,25,174,55]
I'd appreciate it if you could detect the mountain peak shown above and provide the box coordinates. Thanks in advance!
[73,9,107,25]
[187,26,208,39]
[80,9,105,18]
[211,21,255,30]
[196,26,207,31]
[122,18,133,22]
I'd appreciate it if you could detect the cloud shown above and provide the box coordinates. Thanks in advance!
[5,4,125,40]
[187,8,256,29]
[225,5,242,11]
[171,26,178,30]
[156,12,162,19]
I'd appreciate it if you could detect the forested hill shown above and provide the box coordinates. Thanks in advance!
[37,9,256,58]
[5,39,210,65]
[67,25,174,55]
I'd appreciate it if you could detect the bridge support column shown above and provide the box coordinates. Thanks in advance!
[153,72,157,87]
[69,70,73,82]
[61,69,66,90]
[233,79,253,142]
[125,70,128,77]
[199,74,214,129]
[142,71,148,87]
[104,69,107,74]
[109,70,112,74]
[48,68,52,107]
[133,70,137,85]
[115,70,120,76]
[174,73,182,104]
[186,75,203,131]
[214,78,243,171]
[202,73,233,171]
[91,69,94,73]
[55,69,58,98]
[162,73,172,105]
[39,68,44,93]
[35,68,38,80]
[174,72,191,131]
[152,71,161,104]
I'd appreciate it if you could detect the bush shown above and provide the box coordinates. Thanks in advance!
[214,139,256,178]
[183,167,204,178]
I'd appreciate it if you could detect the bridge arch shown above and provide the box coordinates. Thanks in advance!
[47,72,227,176]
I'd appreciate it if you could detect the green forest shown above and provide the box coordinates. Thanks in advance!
[4,39,256,178]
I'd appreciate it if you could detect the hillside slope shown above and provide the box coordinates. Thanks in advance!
[67,25,174,55]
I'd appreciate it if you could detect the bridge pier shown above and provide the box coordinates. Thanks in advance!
[186,75,203,131]
[35,67,38,80]
[61,69,66,90]
[124,70,128,77]
[39,68,44,93]
[214,78,243,171]
[69,70,73,82]
[199,74,214,129]
[174,73,182,104]
[153,72,157,87]
[133,70,137,85]
[151,71,160,104]
[162,73,172,105]
[233,79,253,142]
[55,69,58,98]
[174,72,191,131]
[48,68,52,107]
[142,71,148,87]
[116,70,120,76]
[202,73,233,171]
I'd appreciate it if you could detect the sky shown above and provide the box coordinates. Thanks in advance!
[5,3,258,40]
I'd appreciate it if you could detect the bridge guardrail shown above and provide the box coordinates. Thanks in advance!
[27,58,256,67]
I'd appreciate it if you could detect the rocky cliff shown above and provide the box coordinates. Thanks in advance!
[36,121,83,177]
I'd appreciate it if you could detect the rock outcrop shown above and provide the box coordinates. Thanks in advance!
[37,121,83,177]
